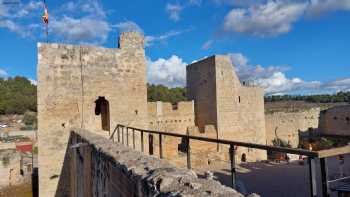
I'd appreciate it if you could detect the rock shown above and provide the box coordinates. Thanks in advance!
[204,171,214,180]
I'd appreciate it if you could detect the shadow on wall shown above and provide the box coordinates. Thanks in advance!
[55,134,72,197]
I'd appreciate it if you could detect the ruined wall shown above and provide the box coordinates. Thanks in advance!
[265,108,320,148]
[37,32,148,196]
[148,101,195,134]
[147,101,195,160]
[187,55,267,162]
[65,128,244,197]
[319,105,350,136]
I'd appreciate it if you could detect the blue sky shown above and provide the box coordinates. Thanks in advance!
[0,0,350,95]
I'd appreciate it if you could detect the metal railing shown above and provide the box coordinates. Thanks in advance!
[110,124,350,197]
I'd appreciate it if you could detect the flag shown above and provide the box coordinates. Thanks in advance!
[42,5,48,24]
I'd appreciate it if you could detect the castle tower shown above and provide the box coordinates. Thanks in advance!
[186,55,267,162]
[37,32,148,196]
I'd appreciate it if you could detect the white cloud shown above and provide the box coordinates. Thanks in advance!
[306,0,350,18]
[80,0,106,18]
[147,55,187,87]
[0,0,42,37]
[112,21,144,34]
[50,16,110,44]
[14,1,42,18]
[189,0,202,6]
[0,19,30,37]
[202,40,214,50]
[255,72,321,94]
[228,52,322,94]
[219,0,350,38]
[212,0,264,6]
[145,28,192,47]
[228,53,289,81]
[322,78,350,92]
[223,1,307,37]
[0,0,9,17]
[0,68,8,77]
[146,52,350,95]
[228,52,350,94]
[29,78,37,85]
[166,3,183,21]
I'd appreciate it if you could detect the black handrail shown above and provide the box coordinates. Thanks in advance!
[109,124,346,197]
[111,124,318,157]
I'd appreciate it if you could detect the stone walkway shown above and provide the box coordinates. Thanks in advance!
[194,154,350,197]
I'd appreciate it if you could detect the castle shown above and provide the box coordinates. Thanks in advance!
[37,32,267,196]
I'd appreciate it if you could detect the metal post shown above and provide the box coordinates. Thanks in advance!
[320,158,329,197]
[159,134,163,159]
[117,126,120,143]
[186,131,191,169]
[126,127,129,147]
[122,127,124,145]
[133,129,135,149]
[229,144,236,189]
[149,134,154,155]
[308,157,317,197]
[141,130,144,152]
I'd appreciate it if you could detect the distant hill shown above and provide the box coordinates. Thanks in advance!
[0,77,36,115]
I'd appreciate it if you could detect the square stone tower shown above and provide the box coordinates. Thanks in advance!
[37,32,148,196]
[186,55,267,162]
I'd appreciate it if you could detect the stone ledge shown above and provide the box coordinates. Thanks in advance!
[71,128,247,197]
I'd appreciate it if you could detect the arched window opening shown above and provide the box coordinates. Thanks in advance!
[95,97,110,131]
[241,153,247,162]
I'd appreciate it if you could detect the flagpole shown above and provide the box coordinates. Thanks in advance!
[42,0,48,43]
[46,23,48,43]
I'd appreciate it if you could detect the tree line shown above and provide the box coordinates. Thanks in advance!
[0,76,349,115]
[265,92,350,103]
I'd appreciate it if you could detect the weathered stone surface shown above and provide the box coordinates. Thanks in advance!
[37,32,148,196]
[319,105,350,136]
[69,128,246,197]
[186,55,267,162]
[265,107,320,148]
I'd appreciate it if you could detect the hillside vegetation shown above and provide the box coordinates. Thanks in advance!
[0,77,36,114]
[147,84,187,104]
[0,76,349,114]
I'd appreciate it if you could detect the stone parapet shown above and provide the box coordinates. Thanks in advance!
[66,128,245,197]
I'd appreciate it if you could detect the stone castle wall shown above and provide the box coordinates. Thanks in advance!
[187,55,267,162]
[147,101,195,160]
[64,128,244,197]
[265,108,320,148]
[148,101,195,133]
[37,32,148,196]
[319,105,350,136]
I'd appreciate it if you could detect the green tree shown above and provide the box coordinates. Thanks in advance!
[0,76,37,114]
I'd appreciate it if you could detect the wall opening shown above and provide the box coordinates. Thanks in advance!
[172,103,178,110]
[95,97,110,131]
[238,96,241,103]
[241,153,247,162]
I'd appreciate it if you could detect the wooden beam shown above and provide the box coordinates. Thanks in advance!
[317,145,350,158]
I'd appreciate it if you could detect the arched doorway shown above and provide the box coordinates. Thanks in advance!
[95,97,110,131]
[241,153,247,162]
